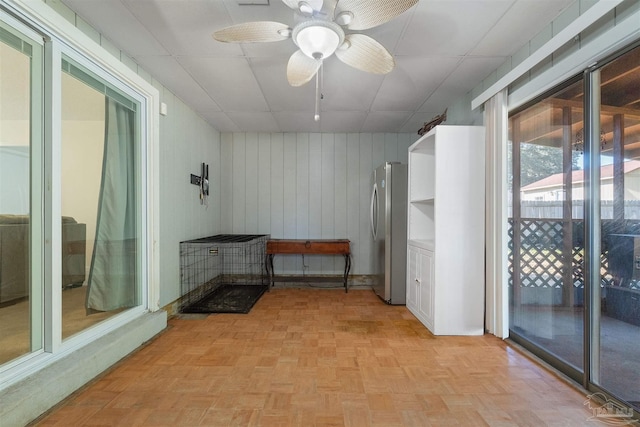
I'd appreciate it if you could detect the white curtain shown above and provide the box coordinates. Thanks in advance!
[484,89,509,338]
[86,97,136,312]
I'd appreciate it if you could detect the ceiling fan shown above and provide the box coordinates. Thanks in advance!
[213,0,418,121]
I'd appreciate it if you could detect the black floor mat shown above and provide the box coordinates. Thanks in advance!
[181,284,268,314]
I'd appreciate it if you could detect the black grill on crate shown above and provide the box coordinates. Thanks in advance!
[179,234,269,313]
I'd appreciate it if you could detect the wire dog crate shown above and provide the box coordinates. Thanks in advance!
[179,234,269,312]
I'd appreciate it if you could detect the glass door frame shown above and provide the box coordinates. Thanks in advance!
[582,44,640,414]
[0,0,159,386]
[0,7,46,369]
[507,41,640,419]
[507,73,586,387]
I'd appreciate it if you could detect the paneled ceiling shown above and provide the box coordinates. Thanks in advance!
[60,0,576,133]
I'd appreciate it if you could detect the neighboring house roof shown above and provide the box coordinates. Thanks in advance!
[521,160,640,192]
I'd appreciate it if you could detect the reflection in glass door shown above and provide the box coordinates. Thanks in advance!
[594,45,640,410]
[509,44,640,415]
[61,57,142,340]
[509,79,585,379]
[0,21,43,365]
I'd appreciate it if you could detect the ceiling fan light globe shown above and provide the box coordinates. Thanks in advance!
[293,20,345,60]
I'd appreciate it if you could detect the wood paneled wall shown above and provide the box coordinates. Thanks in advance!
[220,132,415,275]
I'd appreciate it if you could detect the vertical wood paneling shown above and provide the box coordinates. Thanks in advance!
[220,133,233,231]
[209,125,221,233]
[398,133,413,164]
[346,133,361,273]
[232,133,246,233]
[270,133,284,271]
[385,133,399,162]
[258,133,272,234]
[308,133,323,274]
[372,133,385,169]
[321,134,335,271]
[333,134,347,273]
[244,133,259,233]
[296,133,310,240]
[283,133,297,273]
[359,134,373,275]
[222,132,416,276]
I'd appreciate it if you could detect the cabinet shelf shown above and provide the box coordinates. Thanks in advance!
[408,239,434,251]
[410,197,434,204]
[406,125,486,336]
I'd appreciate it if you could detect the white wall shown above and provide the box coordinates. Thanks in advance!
[220,132,415,276]
[157,87,220,306]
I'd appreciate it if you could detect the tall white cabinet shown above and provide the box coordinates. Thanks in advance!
[406,125,485,335]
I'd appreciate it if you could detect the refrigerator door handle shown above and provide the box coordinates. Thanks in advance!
[370,182,378,241]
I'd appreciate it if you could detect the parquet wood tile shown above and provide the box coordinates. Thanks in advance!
[31,289,609,426]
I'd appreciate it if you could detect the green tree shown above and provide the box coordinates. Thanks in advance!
[509,142,581,187]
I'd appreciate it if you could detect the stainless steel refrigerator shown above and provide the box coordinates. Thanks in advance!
[370,162,407,304]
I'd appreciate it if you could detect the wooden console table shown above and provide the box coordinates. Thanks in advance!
[265,239,351,292]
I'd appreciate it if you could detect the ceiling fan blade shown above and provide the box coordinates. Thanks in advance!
[213,21,291,43]
[335,34,394,75]
[321,0,338,16]
[287,50,321,87]
[335,0,418,30]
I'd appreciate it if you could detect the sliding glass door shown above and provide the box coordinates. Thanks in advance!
[0,21,43,365]
[509,43,640,414]
[61,57,141,340]
[593,45,640,408]
[1,7,147,371]
[509,78,585,380]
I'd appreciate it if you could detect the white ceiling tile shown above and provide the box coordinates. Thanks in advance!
[224,0,293,24]
[63,0,168,56]
[60,0,578,133]
[225,111,280,132]
[177,56,269,112]
[417,56,506,112]
[471,0,576,56]
[396,0,513,56]
[204,112,242,133]
[318,111,368,133]
[370,56,461,112]
[273,112,323,132]
[357,8,414,55]
[320,60,385,112]
[133,56,222,113]
[250,56,315,112]
[123,0,243,57]
[361,112,413,133]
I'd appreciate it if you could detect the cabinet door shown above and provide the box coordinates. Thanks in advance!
[418,250,434,329]
[406,246,420,313]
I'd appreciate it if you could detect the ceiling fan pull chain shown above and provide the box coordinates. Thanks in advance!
[314,58,323,122]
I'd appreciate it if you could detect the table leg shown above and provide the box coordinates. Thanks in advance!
[343,254,351,293]
[268,254,275,287]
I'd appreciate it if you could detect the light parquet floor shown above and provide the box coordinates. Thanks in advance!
[32,289,611,426]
